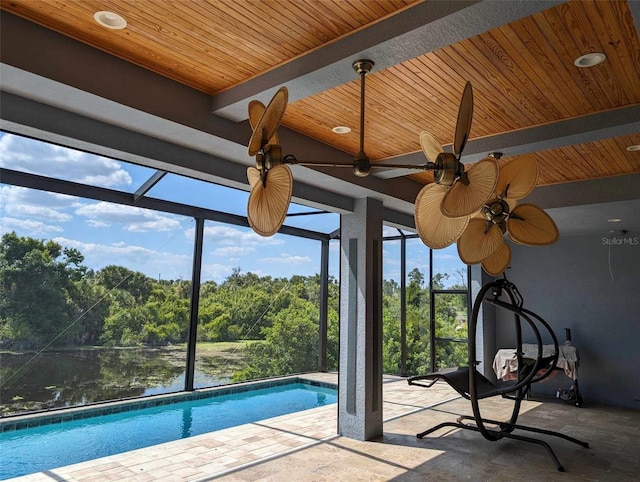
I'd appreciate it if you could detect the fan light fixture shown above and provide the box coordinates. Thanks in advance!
[573,52,606,68]
[245,61,559,277]
[626,144,640,152]
[94,11,127,30]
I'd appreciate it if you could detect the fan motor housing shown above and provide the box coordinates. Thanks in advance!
[434,152,460,186]
[257,144,283,171]
[352,153,371,177]
[483,198,510,224]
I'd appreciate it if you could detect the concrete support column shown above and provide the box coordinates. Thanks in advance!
[338,197,383,440]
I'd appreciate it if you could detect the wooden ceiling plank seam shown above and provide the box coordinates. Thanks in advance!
[598,138,632,174]
[3,1,223,93]
[109,1,260,86]
[348,0,402,21]
[278,2,349,44]
[201,1,310,63]
[586,0,640,104]
[243,1,332,51]
[500,19,583,117]
[342,76,427,158]
[27,0,251,90]
[563,1,630,108]
[0,2,157,71]
[535,4,610,113]
[568,1,633,107]
[589,142,619,178]
[387,62,462,136]
[168,1,295,65]
[614,0,640,86]
[398,56,478,140]
[294,82,417,158]
[551,1,621,111]
[301,0,363,36]
[365,74,437,134]
[195,1,309,62]
[433,44,531,135]
[603,138,631,175]
[432,40,532,133]
[465,33,553,127]
[472,31,560,124]
[550,150,578,184]
[562,143,602,178]
[540,4,600,108]
[400,58,466,134]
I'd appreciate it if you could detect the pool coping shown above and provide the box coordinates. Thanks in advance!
[0,374,337,433]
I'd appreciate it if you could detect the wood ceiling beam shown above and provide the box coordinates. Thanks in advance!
[210,0,566,121]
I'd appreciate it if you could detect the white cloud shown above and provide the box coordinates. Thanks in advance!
[261,254,312,265]
[212,245,256,259]
[75,202,182,232]
[0,186,76,235]
[53,237,190,278]
[201,263,235,282]
[186,223,284,246]
[1,217,64,236]
[433,253,459,260]
[0,133,132,188]
[6,204,72,222]
[1,185,80,212]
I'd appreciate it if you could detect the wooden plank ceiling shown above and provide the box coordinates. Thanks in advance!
[2,0,639,187]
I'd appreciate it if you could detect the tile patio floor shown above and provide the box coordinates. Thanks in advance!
[8,373,639,481]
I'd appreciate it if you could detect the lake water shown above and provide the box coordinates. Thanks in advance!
[0,348,228,415]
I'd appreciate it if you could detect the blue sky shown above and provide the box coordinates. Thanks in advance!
[0,132,466,286]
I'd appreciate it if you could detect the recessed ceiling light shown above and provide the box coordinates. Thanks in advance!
[573,52,606,68]
[94,11,127,30]
[608,218,622,223]
[332,126,351,134]
[626,144,640,152]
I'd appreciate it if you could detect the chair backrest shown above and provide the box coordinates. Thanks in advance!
[469,279,560,401]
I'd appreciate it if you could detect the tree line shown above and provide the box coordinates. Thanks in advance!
[0,232,468,380]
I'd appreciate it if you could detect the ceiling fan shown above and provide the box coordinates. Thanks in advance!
[413,86,558,276]
[245,60,494,237]
[456,154,559,275]
[245,59,559,276]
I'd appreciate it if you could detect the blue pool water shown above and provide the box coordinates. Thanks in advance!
[0,382,337,480]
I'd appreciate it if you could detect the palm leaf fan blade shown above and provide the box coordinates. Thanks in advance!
[457,218,503,264]
[482,241,511,276]
[246,166,261,188]
[507,203,559,246]
[247,87,288,156]
[441,158,498,218]
[420,131,443,163]
[248,101,279,146]
[495,155,539,200]
[414,184,469,249]
[453,81,473,157]
[247,165,293,237]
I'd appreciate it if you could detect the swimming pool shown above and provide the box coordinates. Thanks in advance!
[0,379,337,480]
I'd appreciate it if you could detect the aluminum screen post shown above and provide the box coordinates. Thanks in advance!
[185,217,204,391]
[318,238,329,372]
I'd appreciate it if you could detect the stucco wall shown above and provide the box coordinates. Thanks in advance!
[491,233,640,408]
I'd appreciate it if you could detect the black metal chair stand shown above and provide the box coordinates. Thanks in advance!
[408,278,589,472]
